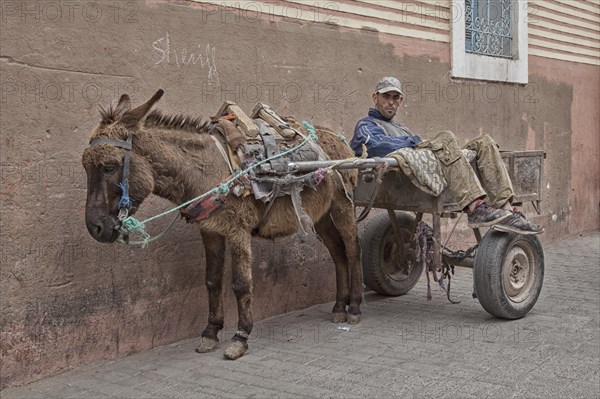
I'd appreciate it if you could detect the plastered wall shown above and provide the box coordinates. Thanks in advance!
[0,0,598,387]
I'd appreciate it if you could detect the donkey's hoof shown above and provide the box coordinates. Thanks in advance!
[196,337,219,353]
[332,312,347,323]
[224,340,248,360]
[347,313,361,324]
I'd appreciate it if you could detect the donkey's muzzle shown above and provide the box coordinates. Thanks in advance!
[86,214,119,243]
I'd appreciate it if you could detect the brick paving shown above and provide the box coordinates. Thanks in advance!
[2,232,599,399]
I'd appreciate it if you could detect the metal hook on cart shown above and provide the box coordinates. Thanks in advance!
[356,159,390,223]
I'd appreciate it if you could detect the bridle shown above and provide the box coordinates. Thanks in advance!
[88,132,133,235]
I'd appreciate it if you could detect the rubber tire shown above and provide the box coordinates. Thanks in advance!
[473,230,544,319]
[360,212,423,296]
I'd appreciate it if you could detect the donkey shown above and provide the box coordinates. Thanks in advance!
[82,89,363,359]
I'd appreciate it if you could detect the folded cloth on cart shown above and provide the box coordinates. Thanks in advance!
[387,148,476,196]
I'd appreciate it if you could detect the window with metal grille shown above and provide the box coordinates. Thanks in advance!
[465,0,513,58]
[451,0,527,83]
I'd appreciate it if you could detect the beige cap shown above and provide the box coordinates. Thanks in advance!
[375,76,403,95]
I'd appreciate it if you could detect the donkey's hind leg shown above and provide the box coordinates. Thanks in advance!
[196,231,225,353]
[329,193,362,324]
[315,213,350,323]
[224,230,253,360]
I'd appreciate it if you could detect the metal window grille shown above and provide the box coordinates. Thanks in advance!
[465,0,513,58]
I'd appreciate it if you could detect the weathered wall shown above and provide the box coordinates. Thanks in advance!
[0,0,598,388]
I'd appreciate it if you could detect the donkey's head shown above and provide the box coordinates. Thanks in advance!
[82,89,164,243]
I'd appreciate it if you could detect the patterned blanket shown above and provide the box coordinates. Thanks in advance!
[387,148,476,196]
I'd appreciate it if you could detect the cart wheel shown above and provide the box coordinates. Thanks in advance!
[360,212,422,296]
[473,230,544,319]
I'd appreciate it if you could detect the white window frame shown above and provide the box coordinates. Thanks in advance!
[451,0,528,84]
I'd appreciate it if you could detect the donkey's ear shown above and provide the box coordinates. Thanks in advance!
[120,89,164,128]
[114,94,131,119]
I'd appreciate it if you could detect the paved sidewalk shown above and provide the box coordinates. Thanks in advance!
[2,233,599,399]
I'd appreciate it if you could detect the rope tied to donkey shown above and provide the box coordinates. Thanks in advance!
[302,121,319,142]
[117,182,133,210]
[120,217,150,243]
[218,183,230,195]
[119,120,327,247]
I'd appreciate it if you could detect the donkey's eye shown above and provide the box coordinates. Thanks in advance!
[102,165,117,174]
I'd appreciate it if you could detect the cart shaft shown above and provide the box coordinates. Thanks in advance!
[258,158,399,173]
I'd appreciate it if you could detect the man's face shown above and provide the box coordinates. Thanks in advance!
[372,91,403,120]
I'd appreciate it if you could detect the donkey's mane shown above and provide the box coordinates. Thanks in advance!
[98,105,211,134]
[98,104,121,125]
[145,110,211,133]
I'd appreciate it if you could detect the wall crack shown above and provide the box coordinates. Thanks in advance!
[0,56,134,79]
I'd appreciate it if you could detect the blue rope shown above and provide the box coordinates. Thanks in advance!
[118,182,133,210]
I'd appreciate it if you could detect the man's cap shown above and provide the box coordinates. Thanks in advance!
[375,77,403,95]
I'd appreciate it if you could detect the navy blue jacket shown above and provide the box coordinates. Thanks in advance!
[351,108,422,157]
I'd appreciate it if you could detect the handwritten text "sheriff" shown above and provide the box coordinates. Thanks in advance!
[152,32,219,85]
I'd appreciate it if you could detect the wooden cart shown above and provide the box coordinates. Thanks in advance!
[287,150,545,319]
[353,150,545,319]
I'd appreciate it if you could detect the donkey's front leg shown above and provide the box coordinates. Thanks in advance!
[224,231,253,360]
[196,231,226,353]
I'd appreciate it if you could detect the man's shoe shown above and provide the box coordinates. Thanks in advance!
[467,203,512,228]
[492,211,544,235]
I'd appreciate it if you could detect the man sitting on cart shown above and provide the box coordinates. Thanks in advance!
[350,76,542,235]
